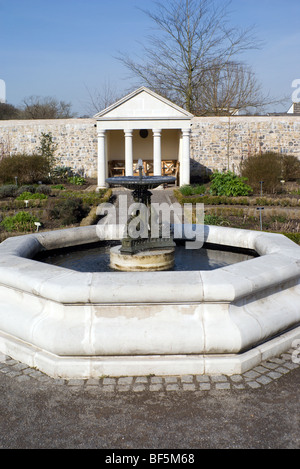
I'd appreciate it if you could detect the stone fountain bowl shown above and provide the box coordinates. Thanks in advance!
[106,175,176,190]
[0,224,299,379]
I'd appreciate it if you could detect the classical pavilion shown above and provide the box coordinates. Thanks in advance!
[94,86,193,188]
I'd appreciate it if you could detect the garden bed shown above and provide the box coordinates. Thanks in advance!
[0,181,111,242]
[174,181,300,245]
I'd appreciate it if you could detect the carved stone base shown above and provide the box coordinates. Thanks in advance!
[110,245,175,272]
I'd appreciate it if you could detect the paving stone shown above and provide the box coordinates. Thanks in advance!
[275,366,290,374]
[196,375,210,382]
[0,367,12,374]
[199,383,211,391]
[262,362,279,370]
[118,385,131,392]
[164,376,178,383]
[86,378,101,386]
[211,374,228,382]
[118,377,134,386]
[102,385,115,392]
[284,362,299,370]
[230,375,244,383]
[182,384,196,391]
[232,383,246,390]
[67,379,84,386]
[135,377,148,384]
[103,378,116,385]
[243,370,261,380]
[149,384,163,392]
[150,376,163,384]
[15,374,31,383]
[181,375,194,383]
[267,371,282,380]
[256,375,272,385]
[133,385,146,392]
[215,382,231,390]
[253,365,269,374]
[269,357,286,365]
[53,378,66,386]
[166,384,180,391]
[6,371,22,378]
[246,381,261,389]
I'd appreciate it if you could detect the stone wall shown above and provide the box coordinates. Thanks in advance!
[0,118,98,178]
[1,116,300,181]
[190,116,300,178]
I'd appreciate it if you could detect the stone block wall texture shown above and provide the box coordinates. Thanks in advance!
[0,119,98,178]
[190,116,300,177]
[1,116,300,180]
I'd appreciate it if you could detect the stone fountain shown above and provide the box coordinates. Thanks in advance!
[0,159,299,378]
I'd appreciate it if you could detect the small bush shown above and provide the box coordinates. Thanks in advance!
[0,153,50,185]
[281,154,300,181]
[48,197,89,225]
[209,171,252,197]
[68,175,86,186]
[16,185,36,196]
[1,211,40,232]
[16,191,48,201]
[0,185,18,198]
[51,166,74,183]
[35,184,52,195]
[241,152,282,194]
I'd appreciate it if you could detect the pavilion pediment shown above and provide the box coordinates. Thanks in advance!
[94,87,193,120]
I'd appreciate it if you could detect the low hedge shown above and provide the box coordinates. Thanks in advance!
[174,190,300,207]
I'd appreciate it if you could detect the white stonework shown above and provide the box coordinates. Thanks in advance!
[0,224,299,378]
[94,87,193,187]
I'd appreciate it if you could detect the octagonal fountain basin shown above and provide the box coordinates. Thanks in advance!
[0,223,299,379]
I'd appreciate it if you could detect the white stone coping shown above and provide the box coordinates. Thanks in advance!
[0,224,299,305]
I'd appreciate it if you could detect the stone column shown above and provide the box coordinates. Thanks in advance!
[181,129,191,186]
[153,129,162,176]
[124,129,133,176]
[97,129,107,188]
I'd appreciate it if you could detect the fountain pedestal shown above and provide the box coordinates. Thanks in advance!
[110,246,175,272]
[106,164,176,271]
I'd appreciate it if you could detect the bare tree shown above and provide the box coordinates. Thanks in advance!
[196,61,269,115]
[20,96,76,119]
[118,0,262,114]
[83,80,122,116]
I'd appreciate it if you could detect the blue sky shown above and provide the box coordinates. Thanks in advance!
[0,0,299,116]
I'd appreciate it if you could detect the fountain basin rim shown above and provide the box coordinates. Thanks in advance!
[0,224,299,305]
[106,175,176,189]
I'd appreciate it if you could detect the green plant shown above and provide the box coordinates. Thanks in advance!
[1,211,40,232]
[209,171,252,197]
[51,166,74,183]
[51,184,65,190]
[68,175,86,186]
[204,214,228,226]
[179,184,206,196]
[16,191,48,201]
[37,132,57,173]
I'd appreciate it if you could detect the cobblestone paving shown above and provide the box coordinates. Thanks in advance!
[0,349,299,393]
